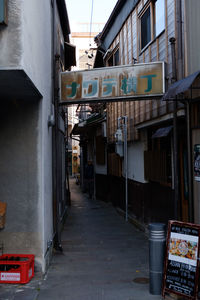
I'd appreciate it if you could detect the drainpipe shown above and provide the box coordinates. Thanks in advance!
[186,96,193,222]
[176,0,183,80]
[170,37,179,220]
[51,0,62,251]
[176,0,193,222]
[123,116,128,222]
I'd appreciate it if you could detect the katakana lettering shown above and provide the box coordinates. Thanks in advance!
[102,78,117,96]
[140,74,157,92]
[82,80,98,98]
[66,82,80,98]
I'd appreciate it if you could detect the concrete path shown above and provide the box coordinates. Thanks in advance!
[37,178,162,300]
[0,178,164,299]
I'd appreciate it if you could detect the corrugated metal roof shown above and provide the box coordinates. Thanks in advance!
[162,70,200,101]
[71,113,106,136]
[152,125,173,138]
[99,0,140,50]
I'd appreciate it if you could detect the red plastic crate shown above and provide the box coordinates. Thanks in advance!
[0,254,34,284]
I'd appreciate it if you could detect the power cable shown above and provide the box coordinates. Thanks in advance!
[89,0,94,47]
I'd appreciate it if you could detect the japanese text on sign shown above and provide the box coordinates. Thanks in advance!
[61,62,165,103]
[163,221,200,300]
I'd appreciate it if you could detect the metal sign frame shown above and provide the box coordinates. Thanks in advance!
[60,62,165,105]
[162,220,200,300]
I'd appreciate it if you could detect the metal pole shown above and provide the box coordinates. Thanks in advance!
[93,135,96,200]
[123,116,128,222]
[170,37,179,220]
[173,99,179,220]
[149,223,166,295]
[176,0,183,80]
[187,99,194,222]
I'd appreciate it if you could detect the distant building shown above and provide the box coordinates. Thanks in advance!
[70,22,104,70]
[68,22,105,180]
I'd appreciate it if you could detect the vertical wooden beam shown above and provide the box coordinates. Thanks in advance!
[121,29,125,65]
[149,44,152,61]
[156,38,159,61]
[150,1,154,40]
[131,12,134,64]
[165,0,168,64]
[126,20,129,65]
[136,6,139,61]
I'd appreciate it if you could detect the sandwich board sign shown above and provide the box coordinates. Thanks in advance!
[162,220,200,299]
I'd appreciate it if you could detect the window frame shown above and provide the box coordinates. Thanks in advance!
[139,0,165,52]
[106,44,120,67]
[0,0,8,25]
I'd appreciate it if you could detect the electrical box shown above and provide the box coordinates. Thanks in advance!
[0,0,7,25]
[115,128,123,142]
[115,141,124,157]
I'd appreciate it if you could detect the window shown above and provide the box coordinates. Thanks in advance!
[155,0,165,36]
[141,6,151,49]
[0,0,7,25]
[114,49,119,66]
[106,46,120,66]
[140,0,165,50]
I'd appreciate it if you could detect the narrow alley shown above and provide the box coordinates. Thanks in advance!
[35,178,161,300]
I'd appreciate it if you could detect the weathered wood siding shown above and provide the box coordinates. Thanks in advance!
[106,0,177,143]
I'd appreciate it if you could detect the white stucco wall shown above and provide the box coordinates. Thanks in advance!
[21,0,53,271]
[0,0,54,272]
[0,0,23,67]
[184,0,200,75]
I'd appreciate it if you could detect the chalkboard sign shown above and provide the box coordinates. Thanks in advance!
[162,220,200,299]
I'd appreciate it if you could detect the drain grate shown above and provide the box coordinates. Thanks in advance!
[91,206,102,209]
[133,277,149,284]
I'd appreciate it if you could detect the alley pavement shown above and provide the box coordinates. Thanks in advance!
[0,178,164,300]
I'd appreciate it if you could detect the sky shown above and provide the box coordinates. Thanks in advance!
[66,0,118,32]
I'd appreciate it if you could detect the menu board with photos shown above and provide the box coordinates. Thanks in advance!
[162,221,200,299]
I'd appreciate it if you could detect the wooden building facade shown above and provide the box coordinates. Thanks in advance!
[94,0,200,226]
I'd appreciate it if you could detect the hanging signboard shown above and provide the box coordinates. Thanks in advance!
[194,144,200,181]
[162,220,200,300]
[60,62,165,104]
[0,0,7,25]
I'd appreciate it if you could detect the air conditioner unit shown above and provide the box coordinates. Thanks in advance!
[115,141,124,157]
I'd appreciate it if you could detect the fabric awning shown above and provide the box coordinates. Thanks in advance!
[162,70,200,101]
[152,125,173,138]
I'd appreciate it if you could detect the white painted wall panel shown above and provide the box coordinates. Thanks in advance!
[151,42,157,62]
[127,139,147,183]
[184,0,200,75]
[0,0,23,67]
[159,34,166,62]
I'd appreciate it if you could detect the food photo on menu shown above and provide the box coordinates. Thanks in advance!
[169,232,198,266]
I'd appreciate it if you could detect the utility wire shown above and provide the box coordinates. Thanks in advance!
[89,0,94,46]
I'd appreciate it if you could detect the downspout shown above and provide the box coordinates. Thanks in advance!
[186,95,193,222]
[169,37,179,220]
[176,0,193,222]
[52,0,62,251]
[176,0,183,80]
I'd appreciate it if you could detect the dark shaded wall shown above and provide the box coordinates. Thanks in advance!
[96,174,175,225]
